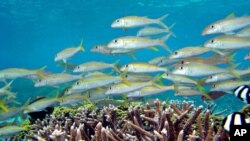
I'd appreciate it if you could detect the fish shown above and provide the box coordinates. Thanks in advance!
[137,24,175,37]
[91,45,112,54]
[88,88,108,101]
[127,85,173,98]
[234,85,250,104]
[0,107,24,121]
[55,39,85,63]
[120,62,168,73]
[59,93,86,106]
[201,91,227,101]
[57,61,78,71]
[202,14,250,35]
[172,62,235,77]
[0,125,25,137]
[94,99,127,108]
[0,66,46,80]
[244,53,250,60]
[204,35,250,50]
[236,27,250,37]
[148,56,168,66]
[107,34,172,53]
[73,60,120,73]
[0,99,9,112]
[169,46,223,59]
[24,97,60,114]
[34,73,82,87]
[84,71,109,78]
[178,56,233,66]
[105,81,154,95]
[175,88,205,96]
[204,68,250,83]
[69,75,123,93]
[124,73,153,82]
[222,112,250,132]
[111,14,169,29]
[162,73,201,86]
[0,81,16,98]
[210,80,250,92]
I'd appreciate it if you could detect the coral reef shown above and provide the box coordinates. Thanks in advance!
[12,99,229,141]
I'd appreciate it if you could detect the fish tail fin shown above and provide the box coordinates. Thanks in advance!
[128,52,137,60]
[35,66,47,79]
[5,90,16,98]
[156,14,169,28]
[79,38,85,52]
[151,47,159,52]
[196,82,212,100]
[227,63,241,78]
[210,49,225,56]
[0,99,8,112]
[112,59,121,73]
[168,23,176,37]
[227,53,236,65]
[150,74,163,86]
[2,80,14,90]
[159,33,172,53]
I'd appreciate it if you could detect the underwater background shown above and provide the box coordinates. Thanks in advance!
[1,0,250,117]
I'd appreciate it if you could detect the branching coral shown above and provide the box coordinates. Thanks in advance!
[10,99,229,141]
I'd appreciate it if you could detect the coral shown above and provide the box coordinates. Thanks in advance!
[10,99,229,141]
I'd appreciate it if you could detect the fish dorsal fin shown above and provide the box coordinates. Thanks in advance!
[225,13,235,19]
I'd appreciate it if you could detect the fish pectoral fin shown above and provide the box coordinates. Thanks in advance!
[150,47,159,52]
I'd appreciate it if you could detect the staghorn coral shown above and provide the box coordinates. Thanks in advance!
[11,99,229,141]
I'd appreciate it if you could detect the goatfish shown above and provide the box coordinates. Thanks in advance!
[0,125,25,138]
[235,27,250,37]
[34,73,82,87]
[244,53,250,60]
[172,62,236,77]
[162,73,202,86]
[111,14,169,29]
[91,45,112,54]
[69,75,124,93]
[210,80,250,92]
[120,63,168,73]
[175,88,205,96]
[205,68,250,83]
[204,35,250,50]
[202,14,250,35]
[169,46,223,59]
[234,85,250,104]
[149,56,168,66]
[124,73,153,82]
[0,81,16,98]
[127,85,173,98]
[107,34,172,53]
[0,66,46,80]
[88,88,108,101]
[23,97,60,114]
[73,60,120,73]
[105,81,154,95]
[0,107,24,121]
[137,24,175,37]
[54,39,84,63]
[177,56,233,66]
[59,93,86,106]
[94,99,127,108]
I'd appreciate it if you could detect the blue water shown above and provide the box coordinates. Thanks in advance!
[0,0,250,115]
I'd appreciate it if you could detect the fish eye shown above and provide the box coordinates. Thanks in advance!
[166,73,168,76]
[209,75,213,79]
[109,87,112,90]
[114,40,118,43]
[180,66,183,70]
[181,61,184,64]
[174,51,178,55]
[77,66,80,69]
[212,84,216,88]
[210,39,214,43]
[95,46,98,49]
[38,79,42,82]
[211,25,214,28]
[125,64,128,67]
[76,82,79,85]
[116,19,120,22]
[125,74,128,78]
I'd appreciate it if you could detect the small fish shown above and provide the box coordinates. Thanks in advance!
[201,91,227,101]
[178,56,233,66]
[73,60,120,73]
[236,27,250,37]
[34,73,82,87]
[59,93,86,106]
[127,85,173,98]
[107,34,172,52]
[94,99,127,108]
[175,88,205,96]
[137,24,175,37]
[205,68,250,83]
[204,35,250,50]
[169,46,223,59]
[172,62,233,77]
[84,71,109,78]
[0,125,25,137]
[111,14,169,29]
[24,97,60,114]
[55,39,85,63]
[91,45,112,54]
[88,88,108,101]
[244,53,250,60]
[234,85,250,104]
[124,73,153,82]
[0,81,16,98]
[0,107,24,121]
[69,75,123,93]
[105,81,154,95]
[148,56,168,66]
[202,14,250,35]
[0,99,9,112]
[0,66,46,80]
[222,112,250,132]
[210,80,250,92]
[120,63,168,73]
[162,73,200,86]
